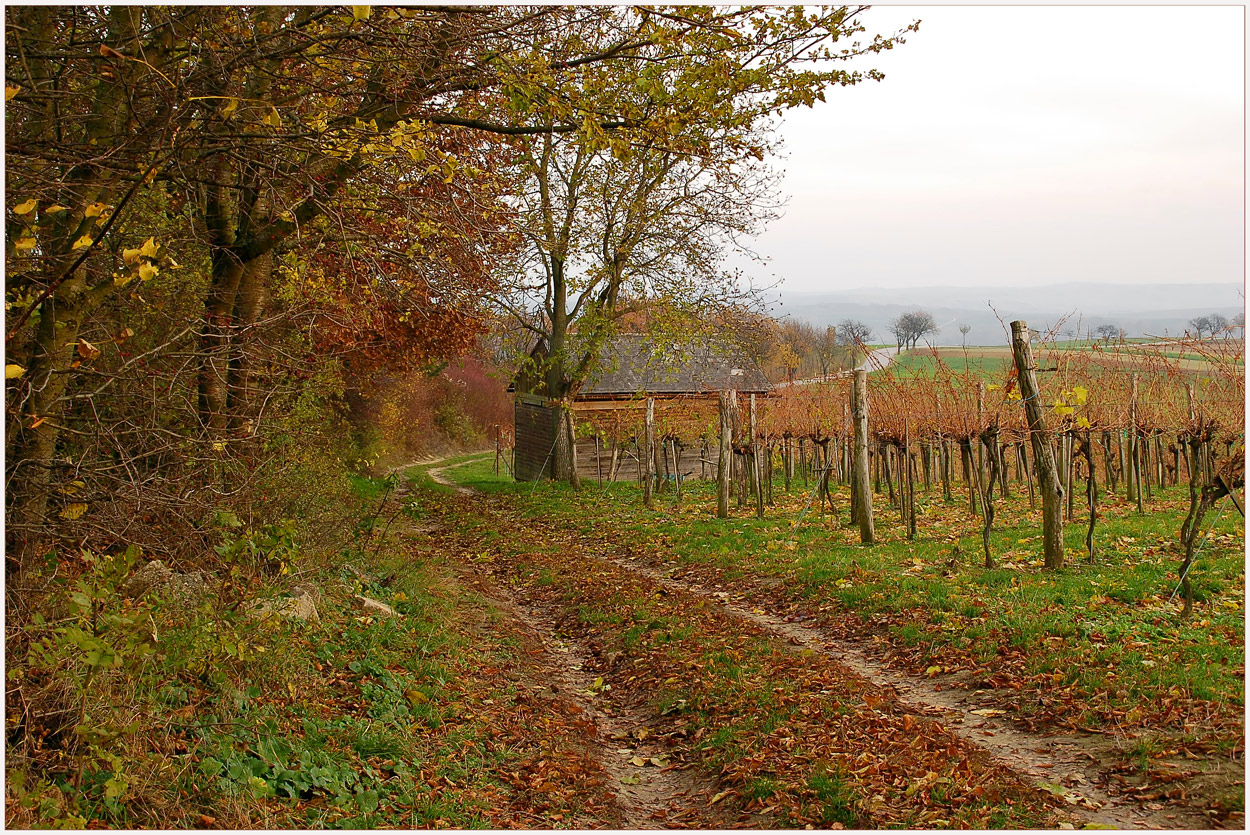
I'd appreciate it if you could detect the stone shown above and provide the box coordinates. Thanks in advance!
[289,581,320,604]
[124,560,212,604]
[248,587,319,624]
[352,594,400,618]
[123,560,174,598]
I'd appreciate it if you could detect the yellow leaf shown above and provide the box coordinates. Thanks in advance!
[6,85,20,101]
[14,237,37,252]
[138,263,159,281]
[1072,385,1088,405]
[60,502,88,520]
[221,97,239,119]
[13,198,37,215]
[925,665,943,677]
[137,236,159,258]
[5,364,26,379]
[72,234,93,250]
[263,107,281,128]
[122,247,142,265]
[351,6,371,21]
[44,204,68,213]
[76,338,101,360]
[83,203,106,218]
[1076,416,1091,429]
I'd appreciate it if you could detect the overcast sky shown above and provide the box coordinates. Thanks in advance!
[746,4,1245,295]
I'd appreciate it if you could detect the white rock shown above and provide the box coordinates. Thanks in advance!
[352,594,401,618]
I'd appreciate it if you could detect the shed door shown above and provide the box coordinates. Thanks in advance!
[514,399,558,481]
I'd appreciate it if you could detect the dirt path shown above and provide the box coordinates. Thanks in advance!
[456,568,728,828]
[397,459,733,827]
[587,550,1189,829]
[412,457,1223,828]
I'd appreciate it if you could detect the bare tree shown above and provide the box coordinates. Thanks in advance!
[959,323,972,348]
[889,310,939,351]
[836,318,874,347]
[1094,324,1119,342]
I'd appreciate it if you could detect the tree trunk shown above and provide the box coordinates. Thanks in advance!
[1011,320,1065,569]
[7,268,93,571]
[225,251,273,432]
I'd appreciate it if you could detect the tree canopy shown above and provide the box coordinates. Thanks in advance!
[6,5,915,559]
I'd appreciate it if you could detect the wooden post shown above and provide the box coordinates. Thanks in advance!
[595,434,602,487]
[904,424,916,540]
[750,393,763,518]
[1080,430,1097,561]
[660,437,670,492]
[961,440,978,516]
[783,435,791,491]
[1022,441,1036,509]
[566,410,581,490]
[852,369,875,544]
[671,437,682,502]
[882,442,896,508]
[1065,432,1075,521]
[997,441,1010,498]
[643,398,655,509]
[799,438,807,487]
[1118,430,1129,499]
[717,391,733,518]
[976,380,987,509]
[921,441,931,494]
[1102,431,1116,493]
[940,436,952,501]
[765,437,774,506]
[1011,320,1064,570]
[1130,374,1143,513]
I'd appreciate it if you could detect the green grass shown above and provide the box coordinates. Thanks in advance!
[890,351,1011,380]
[5,469,598,829]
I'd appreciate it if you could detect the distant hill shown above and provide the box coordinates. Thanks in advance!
[770,282,1244,346]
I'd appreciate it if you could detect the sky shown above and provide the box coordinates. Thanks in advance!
[745,4,1245,295]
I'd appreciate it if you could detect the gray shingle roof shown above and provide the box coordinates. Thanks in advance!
[577,335,771,397]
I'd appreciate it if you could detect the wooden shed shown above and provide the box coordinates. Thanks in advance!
[511,334,772,481]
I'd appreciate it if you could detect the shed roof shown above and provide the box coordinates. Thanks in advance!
[577,334,771,398]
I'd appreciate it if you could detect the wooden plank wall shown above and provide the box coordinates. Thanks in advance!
[514,400,558,481]
[573,437,720,483]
